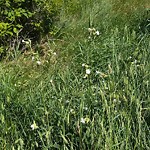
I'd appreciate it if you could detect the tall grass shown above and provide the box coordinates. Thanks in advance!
[0,0,150,149]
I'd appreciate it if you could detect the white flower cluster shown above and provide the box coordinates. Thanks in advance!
[88,28,100,36]
[22,39,31,45]
[80,117,90,124]
[22,39,32,49]
[82,63,91,78]
[82,63,113,79]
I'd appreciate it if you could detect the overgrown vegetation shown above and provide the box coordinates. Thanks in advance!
[0,0,63,56]
[0,0,150,149]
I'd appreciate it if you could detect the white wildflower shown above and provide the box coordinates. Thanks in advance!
[70,109,75,114]
[84,107,88,110]
[32,56,35,61]
[83,74,88,79]
[70,109,74,113]
[53,52,57,55]
[95,30,100,35]
[86,69,91,75]
[88,36,91,39]
[22,39,31,45]
[82,63,89,68]
[66,100,69,103]
[129,56,132,59]
[88,28,95,32]
[88,28,96,34]
[88,28,93,32]
[82,63,85,67]
[80,118,85,124]
[81,117,90,124]
[96,71,100,74]
[36,61,41,65]
[22,39,25,43]
[113,99,117,103]
[134,60,137,64]
[31,121,38,130]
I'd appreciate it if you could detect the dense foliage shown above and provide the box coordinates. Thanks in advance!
[0,0,63,55]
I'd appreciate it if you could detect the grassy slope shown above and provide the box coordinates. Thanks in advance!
[0,0,150,149]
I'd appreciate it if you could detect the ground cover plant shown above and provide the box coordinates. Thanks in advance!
[0,0,150,149]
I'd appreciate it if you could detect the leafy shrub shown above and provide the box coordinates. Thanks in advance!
[0,0,63,54]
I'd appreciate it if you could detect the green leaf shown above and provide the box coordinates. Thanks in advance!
[13,27,18,33]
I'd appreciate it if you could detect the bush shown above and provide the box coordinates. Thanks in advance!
[0,0,63,55]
